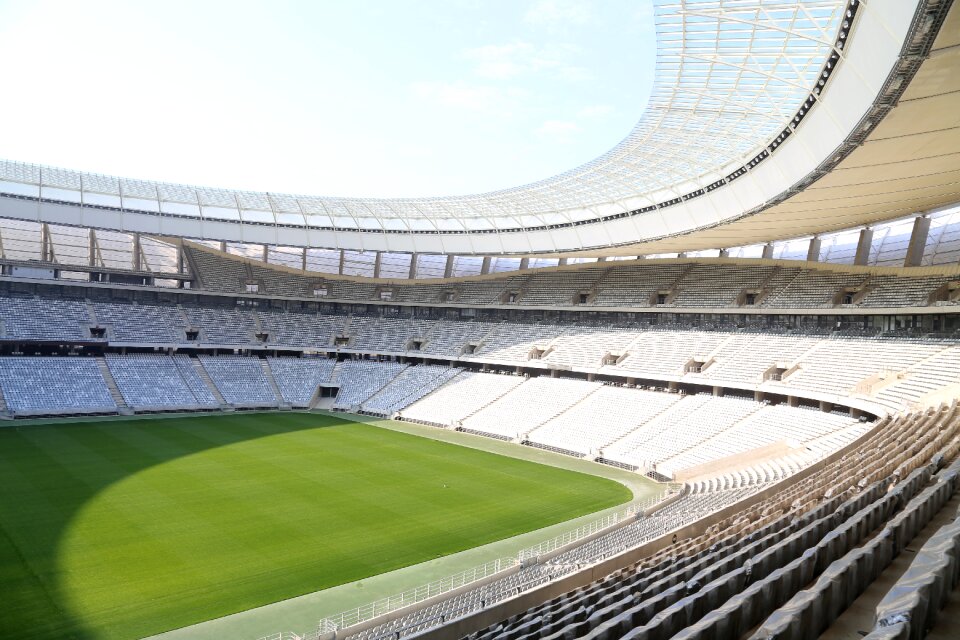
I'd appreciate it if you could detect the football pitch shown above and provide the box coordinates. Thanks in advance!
[0,412,632,640]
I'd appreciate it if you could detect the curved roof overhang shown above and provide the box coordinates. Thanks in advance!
[0,0,954,256]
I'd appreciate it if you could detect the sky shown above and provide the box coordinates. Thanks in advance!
[0,0,656,199]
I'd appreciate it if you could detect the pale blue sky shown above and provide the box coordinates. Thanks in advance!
[0,0,656,198]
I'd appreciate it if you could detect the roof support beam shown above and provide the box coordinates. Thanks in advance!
[854,227,874,266]
[904,215,931,267]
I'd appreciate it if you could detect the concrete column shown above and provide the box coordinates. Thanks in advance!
[550,369,559,378]
[904,215,931,267]
[754,390,765,403]
[587,372,596,382]
[806,236,821,262]
[132,233,142,271]
[219,240,227,252]
[712,386,724,397]
[444,254,454,278]
[408,254,418,279]
[558,258,568,266]
[373,252,382,278]
[480,256,491,275]
[301,247,307,271]
[819,400,834,413]
[261,244,269,264]
[177,242,185,274]
[854,227,874,266]
[41,223,52,262]
[677,252,687,259]
[762,243,774,259]
[518,257,529,270]
[89,229,97,267]
[338,249,346,276]
[667,381,679,392]
[788,396,800,407]
[597,257,608,262]
[719,248,729,258]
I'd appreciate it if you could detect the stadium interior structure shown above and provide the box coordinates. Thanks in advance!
[3,0,960,639]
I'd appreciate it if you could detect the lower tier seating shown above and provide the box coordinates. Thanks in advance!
[345,404,960,640]
[0,356,116,415]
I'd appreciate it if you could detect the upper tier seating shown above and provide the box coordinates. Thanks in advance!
[257,310,347,348]
[0,357,115,415]
[182,244,958,310]
[93,301,185,343]
[184,306,257,345]
[0,295,93,341]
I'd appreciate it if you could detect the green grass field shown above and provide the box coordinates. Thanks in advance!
[0,412,631,640]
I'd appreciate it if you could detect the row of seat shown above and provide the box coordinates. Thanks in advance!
[433,406,960,640]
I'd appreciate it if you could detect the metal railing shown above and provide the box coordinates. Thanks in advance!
[322,557,516,631]
[258,487,676,640]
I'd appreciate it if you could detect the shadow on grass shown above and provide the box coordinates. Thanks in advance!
[0,412,335,640]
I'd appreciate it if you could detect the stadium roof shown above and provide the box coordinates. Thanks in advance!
[1,0,956,256]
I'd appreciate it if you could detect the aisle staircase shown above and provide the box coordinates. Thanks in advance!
[193,358,229,408]
[259,359,289,409]
[96,357,133,415]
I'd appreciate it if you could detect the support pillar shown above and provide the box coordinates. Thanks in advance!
[719,248,729,258]
[41,223,53,262]
[261,244,268,264]
[788,396,799,407]
[480,256,491,275]
[712,386,724,397]
[444,254,454,278]
[819,400,834,413]
[667,381,679,392]
[373,252,382,279]
[132,233,143,271]
[587,372,596,382]
[597,257,608,262]
[754,390,765,403]
[677,252,687,259]
[806,236,821,262]
[904,215,931,267]
[550,369,559,378]
[558,258,568,266]
[301,247,307,271]
[762,243,774,260]
[854,227,874,266]
[89,229,97,267]
[219,240,227,252]
[518,257,529,270]
[177,242,185,274]
[338,249,345,276]
[408,254,418,279]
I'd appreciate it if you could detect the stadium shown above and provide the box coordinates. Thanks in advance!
[2,0,960,639]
